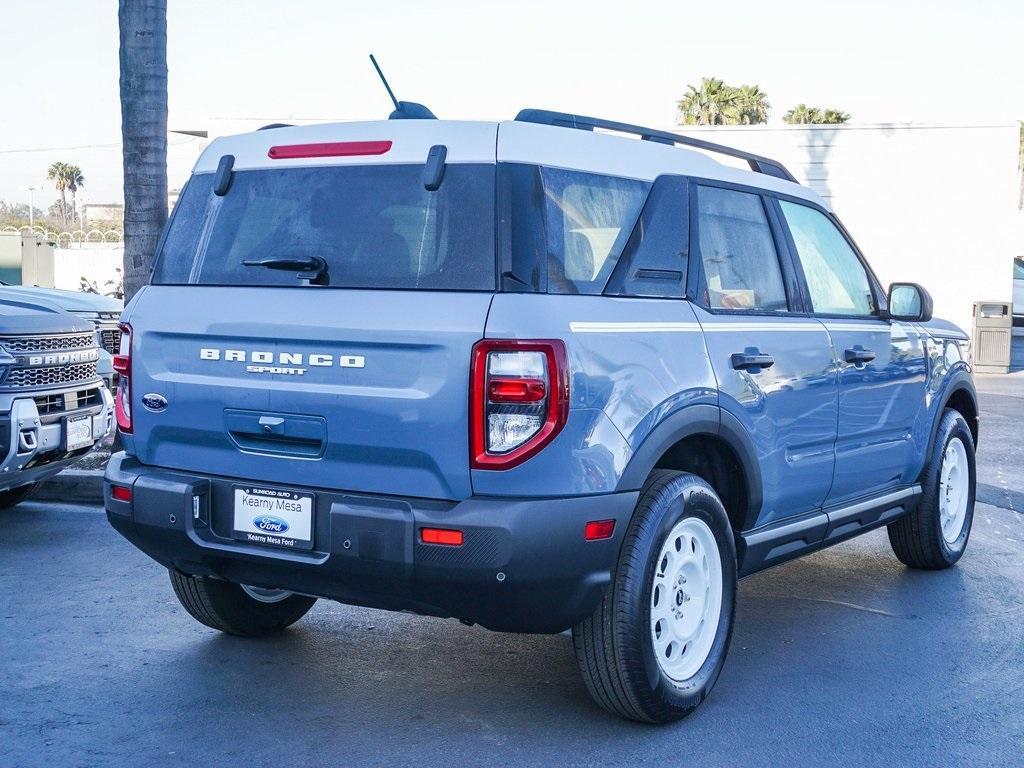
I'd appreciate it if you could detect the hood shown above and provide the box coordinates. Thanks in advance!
[0,285,123,314]
[0,298,97,335]
[920,317,969,340]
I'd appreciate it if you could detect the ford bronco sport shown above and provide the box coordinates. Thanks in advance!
[105,109,978,723]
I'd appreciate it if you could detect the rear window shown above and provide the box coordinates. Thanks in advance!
[153,163,496,290]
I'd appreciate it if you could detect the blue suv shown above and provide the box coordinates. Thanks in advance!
[105,110,979,723]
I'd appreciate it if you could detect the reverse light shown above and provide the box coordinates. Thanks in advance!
[267,140,393,160]
[584,520,616,541]
[470,340,569,470]
[421,527,464,546]
[113,323,132,433]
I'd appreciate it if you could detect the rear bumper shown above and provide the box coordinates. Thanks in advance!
[104,452,638,633]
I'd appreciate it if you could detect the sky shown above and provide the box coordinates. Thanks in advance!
[1,0,1022,208]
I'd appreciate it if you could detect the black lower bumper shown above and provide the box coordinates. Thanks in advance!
[105,452,638,633]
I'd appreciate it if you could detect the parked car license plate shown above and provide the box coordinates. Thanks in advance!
[232,486,314,550]
[65,414,94,451]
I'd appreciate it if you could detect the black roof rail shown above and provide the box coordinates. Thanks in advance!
[514,109,798,183]
[258,123,293,131]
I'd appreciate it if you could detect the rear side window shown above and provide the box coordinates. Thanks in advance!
[779,200,875,316]
[696,186,787,312]
[153,163,496,291]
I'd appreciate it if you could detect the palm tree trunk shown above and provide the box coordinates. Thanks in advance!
[119,0,167,301]
[59,188,67,229]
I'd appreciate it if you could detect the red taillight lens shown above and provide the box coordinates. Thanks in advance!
[420,527,463,546]
[114,323,132,433]
[584,519,616,541]
[111,485,132,503]
[267,140,393,160]
[470,340,569,470]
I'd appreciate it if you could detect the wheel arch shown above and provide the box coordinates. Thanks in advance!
[930,372,979,457]
[617,404,763,534]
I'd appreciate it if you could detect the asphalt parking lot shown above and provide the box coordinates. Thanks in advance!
[2,374,1022,768]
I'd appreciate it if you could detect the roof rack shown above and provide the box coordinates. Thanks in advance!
[514,109,797,183]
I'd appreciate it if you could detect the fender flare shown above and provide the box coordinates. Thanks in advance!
[926,369,979,461]
[616,404,764,531]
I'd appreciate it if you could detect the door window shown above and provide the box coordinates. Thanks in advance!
[696,186,788,311]
[779,201,875,316]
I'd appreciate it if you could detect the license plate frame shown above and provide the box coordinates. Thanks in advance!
[232,485,315,550]
[65,414,94,452]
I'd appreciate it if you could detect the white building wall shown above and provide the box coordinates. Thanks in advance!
[679,124,1022,335]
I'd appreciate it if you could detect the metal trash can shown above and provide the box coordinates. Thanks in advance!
[971,300,1012,374]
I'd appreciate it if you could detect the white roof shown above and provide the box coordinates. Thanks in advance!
[193,119,826,208]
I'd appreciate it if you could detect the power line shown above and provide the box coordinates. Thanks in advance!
[0,136,203,155]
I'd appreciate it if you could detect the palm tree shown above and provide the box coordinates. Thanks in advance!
[783,104,851,125]
[731,85,771,125]
[46,161,73,228]
[66,165,84,228]
[119,0,168,300]
[677,78,740,126]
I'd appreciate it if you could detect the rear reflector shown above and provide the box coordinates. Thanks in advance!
[267,140,393,160]
[487,377,546,403]
[420,527,464,546]
[584,520,615,541]
[111,485,132,503]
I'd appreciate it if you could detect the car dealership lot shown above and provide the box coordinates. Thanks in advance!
[2,374,1022,768]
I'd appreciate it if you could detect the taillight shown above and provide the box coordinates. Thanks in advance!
[113,322,132,433]
[470,340,568,470]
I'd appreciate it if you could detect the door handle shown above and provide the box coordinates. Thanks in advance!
[844,347,876,365]
[730,351,775,371]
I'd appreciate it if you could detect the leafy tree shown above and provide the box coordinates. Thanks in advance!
[119,0,168,300]
[783,105,851,124]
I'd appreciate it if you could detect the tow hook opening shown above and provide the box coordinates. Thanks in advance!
[17,428,37,454]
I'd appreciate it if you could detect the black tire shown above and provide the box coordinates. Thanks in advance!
[888,409,976,569]
[169,570,316,637]
[0,483,37,510]
[572,470,737,723]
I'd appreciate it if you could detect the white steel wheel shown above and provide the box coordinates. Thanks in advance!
[939,437,970,544]
[650,516,724,682]
[240,584,293,604]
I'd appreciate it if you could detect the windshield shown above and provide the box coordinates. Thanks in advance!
[153,163,496,290]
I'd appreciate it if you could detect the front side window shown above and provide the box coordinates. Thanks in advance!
[780,201,875,316]
[696,186,787,311]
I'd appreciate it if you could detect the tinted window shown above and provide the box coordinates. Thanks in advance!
[780,201,875,316]
[539,168,649,295]
[1014,257,1024,279]
[153,164,496,290]
[697,186,787,311]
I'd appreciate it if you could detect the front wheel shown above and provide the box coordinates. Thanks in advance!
[888,408,976,569]
[169,570,316,636]
[572,470,737,723]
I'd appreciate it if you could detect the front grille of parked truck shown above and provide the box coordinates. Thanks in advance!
[99,327,121,356]
[0,332,101,390]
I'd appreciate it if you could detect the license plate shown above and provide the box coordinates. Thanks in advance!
[65,414,94,451]
[232,486,314,550]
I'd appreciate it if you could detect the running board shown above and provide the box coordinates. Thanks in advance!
[738,486,922,577]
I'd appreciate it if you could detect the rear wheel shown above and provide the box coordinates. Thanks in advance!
[0,483,37,510]
[169,570,316,636]
[888,409,976,569]
[572,470,737,723]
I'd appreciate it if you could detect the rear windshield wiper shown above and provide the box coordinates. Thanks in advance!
[242,256,328,286]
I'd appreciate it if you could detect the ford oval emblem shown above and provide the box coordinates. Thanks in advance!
[253,515,289,534]
[141,393,168,412]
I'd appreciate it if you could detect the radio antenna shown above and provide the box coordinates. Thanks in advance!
[369,53,400,111]
[367,53,437,120]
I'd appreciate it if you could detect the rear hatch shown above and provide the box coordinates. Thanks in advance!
[125,121,497,500]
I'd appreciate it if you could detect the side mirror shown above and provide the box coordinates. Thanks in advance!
[887,282,933,322]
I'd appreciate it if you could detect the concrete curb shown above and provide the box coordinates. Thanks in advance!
[32,469,105,504]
